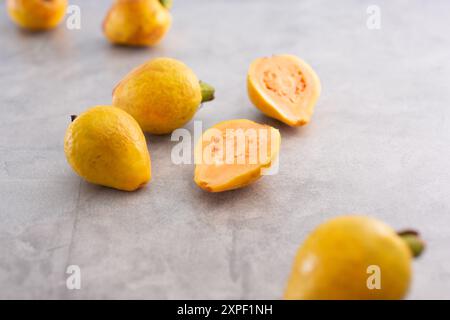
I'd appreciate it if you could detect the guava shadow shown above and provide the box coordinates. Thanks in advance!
[105,42,153,52]
[6,25,60,44]
[79,178,151,198]
[189,178,267,209]
[251,113,308,139]
[15,27,51,37]
[144,133,175,149]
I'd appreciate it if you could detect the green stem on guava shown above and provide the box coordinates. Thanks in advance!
[200,81,215,103]
[70,115,77,122]
[398,230,425,258]
[159,0,173,9]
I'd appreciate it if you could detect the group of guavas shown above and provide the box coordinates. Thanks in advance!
[64,57,214,191]
[6,0,172,48]
[8,0,426,302]
[64,53,321,193]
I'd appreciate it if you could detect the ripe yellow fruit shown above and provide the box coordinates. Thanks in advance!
[284,215,424,300]
[64,106,151,191]
[194,119,281,192]
[6,0,67,31]
[248,54,321,126]
[103,0,172,47]
[113,57,215,134]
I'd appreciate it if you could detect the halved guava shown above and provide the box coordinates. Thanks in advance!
[248,54,321,126]
[194,119,281,192]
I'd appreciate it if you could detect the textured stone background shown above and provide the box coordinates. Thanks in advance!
[0,0,449,299]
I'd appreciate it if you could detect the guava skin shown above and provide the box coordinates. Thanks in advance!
[7,0,68,31]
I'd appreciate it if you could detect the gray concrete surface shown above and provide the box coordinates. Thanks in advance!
[1,0,450,299]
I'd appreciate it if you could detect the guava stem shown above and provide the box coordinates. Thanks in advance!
[398,230,425,258]
[159,0,173,9]
[200,81,215,103]
[70,115,77,122]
